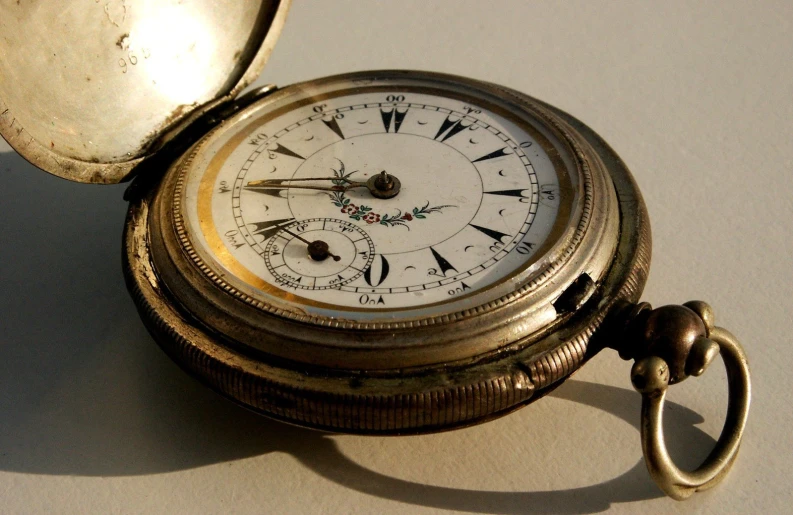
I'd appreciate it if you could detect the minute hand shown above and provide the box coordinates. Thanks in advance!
[245,171,401,199]
[244,176,368,193]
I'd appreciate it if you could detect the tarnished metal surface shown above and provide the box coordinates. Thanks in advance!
[626,303,751,500]
[0,0,290,183]
[122,71,652,432]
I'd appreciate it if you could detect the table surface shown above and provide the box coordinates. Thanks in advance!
[1,1,791,513]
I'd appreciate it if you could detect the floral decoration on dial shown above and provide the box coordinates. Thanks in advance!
[328,161,454,228]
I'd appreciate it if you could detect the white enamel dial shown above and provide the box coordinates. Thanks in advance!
[180,75,578,320]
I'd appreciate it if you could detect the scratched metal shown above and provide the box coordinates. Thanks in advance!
[0,0,290,183]
[120,72,651,432]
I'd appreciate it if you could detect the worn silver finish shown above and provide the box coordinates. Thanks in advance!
[0,0,290,183]
[629,303,751,500]
[122,70,652,431]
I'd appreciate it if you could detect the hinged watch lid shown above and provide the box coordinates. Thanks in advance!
[0,0,290,184]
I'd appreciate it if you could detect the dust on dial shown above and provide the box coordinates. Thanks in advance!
[179,75,574,320]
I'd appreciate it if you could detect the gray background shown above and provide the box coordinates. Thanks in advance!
[1,1,791,513]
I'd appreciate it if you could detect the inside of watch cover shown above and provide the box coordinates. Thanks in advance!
[0,0,289,183]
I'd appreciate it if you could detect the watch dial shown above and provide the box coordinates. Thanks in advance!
[178,74,578,321]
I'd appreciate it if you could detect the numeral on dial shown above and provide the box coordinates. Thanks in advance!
[364,255,390,287]
[516,242,536,255]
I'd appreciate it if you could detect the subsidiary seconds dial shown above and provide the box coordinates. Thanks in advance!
[264,218,375,290]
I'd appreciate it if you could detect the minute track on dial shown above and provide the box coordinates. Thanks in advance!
[199,85,560,310]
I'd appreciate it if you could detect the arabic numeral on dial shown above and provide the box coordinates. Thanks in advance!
[519,141,533,148]
[516,241,536,255]
[218,180,231,193]
[294,223,308,232]
[386,95,405,102]
[364,255,390,287]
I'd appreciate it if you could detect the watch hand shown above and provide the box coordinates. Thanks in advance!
[282,228,341,262]
[245,176,367,193]
[245,171,401,199]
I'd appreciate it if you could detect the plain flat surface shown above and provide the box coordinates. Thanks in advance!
[1,1,791,513]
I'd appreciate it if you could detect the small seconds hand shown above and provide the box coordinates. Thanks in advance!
[282,228,341,262]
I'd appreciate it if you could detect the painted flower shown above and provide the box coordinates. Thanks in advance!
[329,183,454,228]
[341,203,359,215]
[363,212,381,224]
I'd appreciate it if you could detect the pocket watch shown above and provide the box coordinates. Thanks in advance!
[0,0,750,500]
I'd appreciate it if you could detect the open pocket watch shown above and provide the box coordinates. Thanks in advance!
[0,0,750,500]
